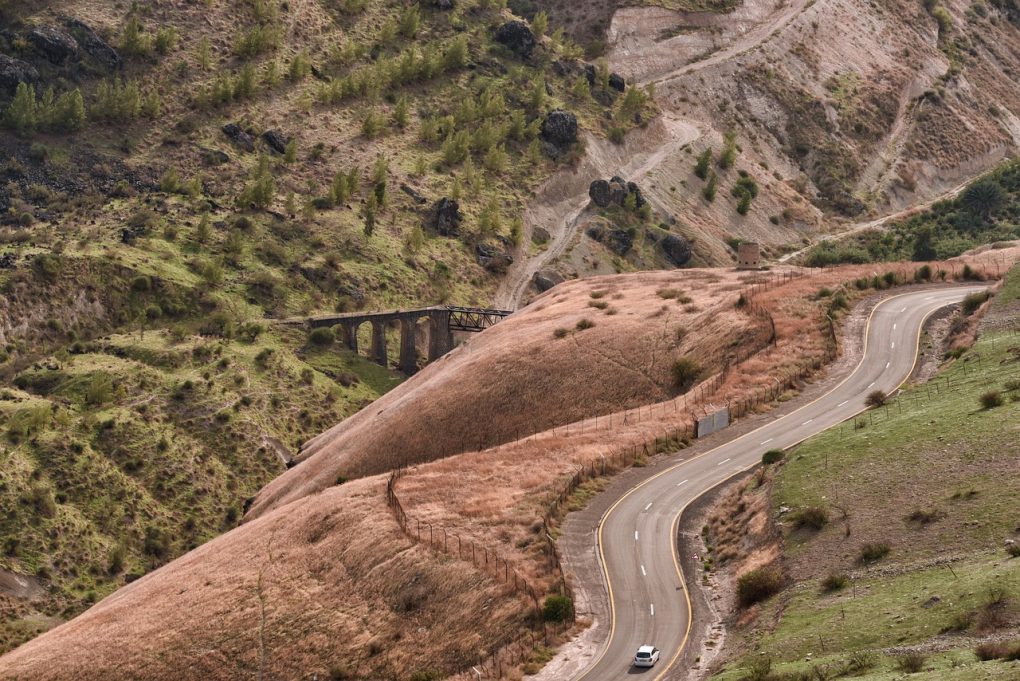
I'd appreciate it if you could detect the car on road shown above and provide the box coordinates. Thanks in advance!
[634,645,660,667]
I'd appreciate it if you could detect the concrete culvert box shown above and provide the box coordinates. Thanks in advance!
[737,242,761,270]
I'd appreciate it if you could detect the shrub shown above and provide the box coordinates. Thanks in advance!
[1007,543,1020,558]
[762,449,784,465]
[543,595,573,622]
[895,652,926,673]
[553,328,568,339]
[980,391,1004,409]
[865,390,887,407]
[576,318,595,331]
[961,291,990,315]
[906,508,942,525]
[671,357,702,393]
[694,148,712,180]
[308,327,336,347]
[858,542,890,563]
[737,565,783,607]
[792,506,829,530]
[821,572,849,593]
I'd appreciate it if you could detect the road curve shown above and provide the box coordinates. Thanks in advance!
[574,285,986,681]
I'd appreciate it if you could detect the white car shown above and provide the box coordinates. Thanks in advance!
[634,645,660,667]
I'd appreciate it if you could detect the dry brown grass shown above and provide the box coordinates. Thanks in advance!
[0,478,530,681]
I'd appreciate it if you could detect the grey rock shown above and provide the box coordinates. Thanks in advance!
[608,72,626,92]
[261,129,289,154]
[540,110,578,148]
[476,242,513,273]
[531,226,551,244]
[27,26,79,64]
[0,253,16,269]
[661,234,692,267]
[585,223,633,255]
[400,183,428,205]
[533,269,564,292]
[222,123,255,153]
[584,63,597,86]
[0,54,39,94]
[429,198,461,236]
[608,181,628,206]
[589,179,611,208]
[494,21,537,58]
[433,0,454,8]
[66,19,122,69]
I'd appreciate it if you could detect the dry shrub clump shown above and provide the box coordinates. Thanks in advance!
[737,565,784,607]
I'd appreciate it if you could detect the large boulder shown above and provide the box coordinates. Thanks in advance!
[626,181,647,208]
[608,180,628,206]
[27,27,79,64]
[0,54,39,94]
[589,179,611,208]
[494,21,537,58]
[400,183,428,205]
[540,110,578,148]
[533,269,564,292]
[475,242,513,273]
[66,19,122,69]
[661,234,692,267]
[428,198,461,236]
[222,123,255,152]
[531,226,551,244]
[585,223,634,256]
[261,129,289,154]
[608,73,626,92]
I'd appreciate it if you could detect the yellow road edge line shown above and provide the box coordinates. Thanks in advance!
[573,285,983,681]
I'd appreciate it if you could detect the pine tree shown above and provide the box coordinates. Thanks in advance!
[694,148,713,180]
[703,172,717,202]
[363,194,377,237]
[532,11,549,37]
[5,82,38,135]
[393,96,409,129]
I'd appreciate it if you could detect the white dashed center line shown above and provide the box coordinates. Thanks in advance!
[868,381,876,389]
[634,531,639,541]
[760,438,773,445]
[641,565,647,577]
[891,342,895,349]
[650,603,655,617]
[802,419,814,426]
[677,479,689,487]
[716,458,731,466]
[893,323,897,330]
[886,361,891,369]
[838,400,849,407]
[644,502,652,511]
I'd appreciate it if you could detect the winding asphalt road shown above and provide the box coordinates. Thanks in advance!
[574,285,987,680]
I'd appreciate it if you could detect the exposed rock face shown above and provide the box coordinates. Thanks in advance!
[428,198,461,236]
[494,21,537,58]
[589,175,646,210]
[0,55,39,94]
[540,110,578,148]
[222,123,255,152]
[27,26,79,64]
[532,269,564,292]
[261,130,289,154]
[661,234,692,267]
[475,242,513,273]
[589,179,611,208]
[400,183,428,205]
[585,223,634,255]
[608,73,626,92]
[66,19,122,69]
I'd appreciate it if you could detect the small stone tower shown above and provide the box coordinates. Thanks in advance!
[737,242,761,270]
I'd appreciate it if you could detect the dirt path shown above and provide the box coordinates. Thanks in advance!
[778,176,973,263]
[494,0,809,310]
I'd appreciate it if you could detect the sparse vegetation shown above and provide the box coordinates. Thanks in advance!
[737,565,783,607]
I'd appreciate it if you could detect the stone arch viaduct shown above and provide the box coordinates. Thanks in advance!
[297,306,512,374]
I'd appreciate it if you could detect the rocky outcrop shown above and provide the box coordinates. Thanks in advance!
[27,26,79,64]
[428,198,461,236]
[400,183,428,205]
[531,226,551,244]
[222,123,255,153]
[532,269,564,292]
[494,21,537,59]
[540,110,578,153]
[661,234,692,267]
[608,73,626,92]
[585,222,634,256]
[589,176,646,210]
[66,19,122,69]
[261,130,289,154]
[476,242,513,273]
[0,55,39,94]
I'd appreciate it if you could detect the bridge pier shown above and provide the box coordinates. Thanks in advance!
[399,319,418,374]
[339,321,359,354]
[371,320,388,366]
[428,310,454,361]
